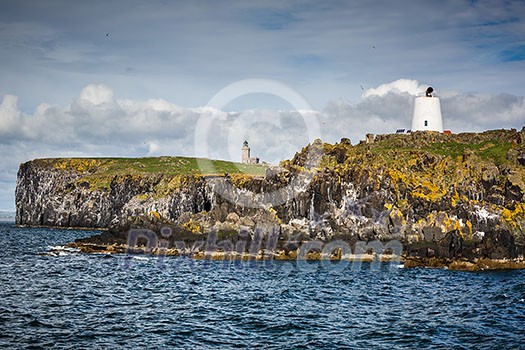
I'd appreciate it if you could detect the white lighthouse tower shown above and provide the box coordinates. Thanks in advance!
[411,87,443,132]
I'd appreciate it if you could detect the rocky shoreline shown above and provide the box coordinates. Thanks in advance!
[57,238,525,271]
[404,257,525,271]
[18,128,525,271]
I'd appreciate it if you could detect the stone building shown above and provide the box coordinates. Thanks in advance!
[241,141,259,164]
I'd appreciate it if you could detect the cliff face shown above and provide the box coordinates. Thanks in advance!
[16,160,213,229]
[16,129,525,261]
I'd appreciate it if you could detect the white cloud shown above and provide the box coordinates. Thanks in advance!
[0,95,23,138]
[362,79,426,98]
[0,79,524,210]
[77,84,114,105]
[145,141,160,155]
[441,92,525,132]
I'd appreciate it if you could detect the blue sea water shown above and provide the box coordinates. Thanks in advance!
[1,222,524,349]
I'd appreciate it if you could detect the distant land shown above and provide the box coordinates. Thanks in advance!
[0,211,15,222]
[15,128,525,270]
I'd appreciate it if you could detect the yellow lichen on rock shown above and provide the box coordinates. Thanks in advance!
[53,158,102,172]
[502,203,525,228]
[135,193,150,201]
[451,190,460,207]
[269,207,283,225]
[231,174,253,187]
[388,168,408,190]
[183,219,203,234]
[412,179,446,202]
[465,220,473,237]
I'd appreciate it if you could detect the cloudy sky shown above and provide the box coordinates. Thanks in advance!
[1,0,525,211]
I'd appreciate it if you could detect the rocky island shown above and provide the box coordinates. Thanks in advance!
[16,129,525,270]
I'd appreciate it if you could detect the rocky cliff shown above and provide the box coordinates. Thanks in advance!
[16,129,525,268]
[15,157,265,229]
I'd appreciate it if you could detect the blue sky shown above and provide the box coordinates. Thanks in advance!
[1,0,525,211]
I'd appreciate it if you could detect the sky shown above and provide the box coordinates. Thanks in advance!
[1,0,525,211]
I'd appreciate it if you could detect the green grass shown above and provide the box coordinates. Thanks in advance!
[351,134,513,167]
[365,138,416,166]
[424,140,511,164]
[424,142,470,159]
[38,156,267,176]
[477,142,512,164]
[108,156,267,176]
[34,156,268,190]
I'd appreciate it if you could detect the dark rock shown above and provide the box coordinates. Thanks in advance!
[481,164,499,187]
[422,226,443,242]
[480,229,516,259]
[505,172,525,201]
[517,144,525,166]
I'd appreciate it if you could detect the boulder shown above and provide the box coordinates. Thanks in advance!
[480,229,516,259]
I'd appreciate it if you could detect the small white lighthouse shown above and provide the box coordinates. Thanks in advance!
[411,87,443,132]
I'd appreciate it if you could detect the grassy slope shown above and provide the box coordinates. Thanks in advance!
[31,130,520,192]
[365,133,513,166]
[33,156,267,189]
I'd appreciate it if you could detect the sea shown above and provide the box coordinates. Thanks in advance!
[1,222,524,349]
